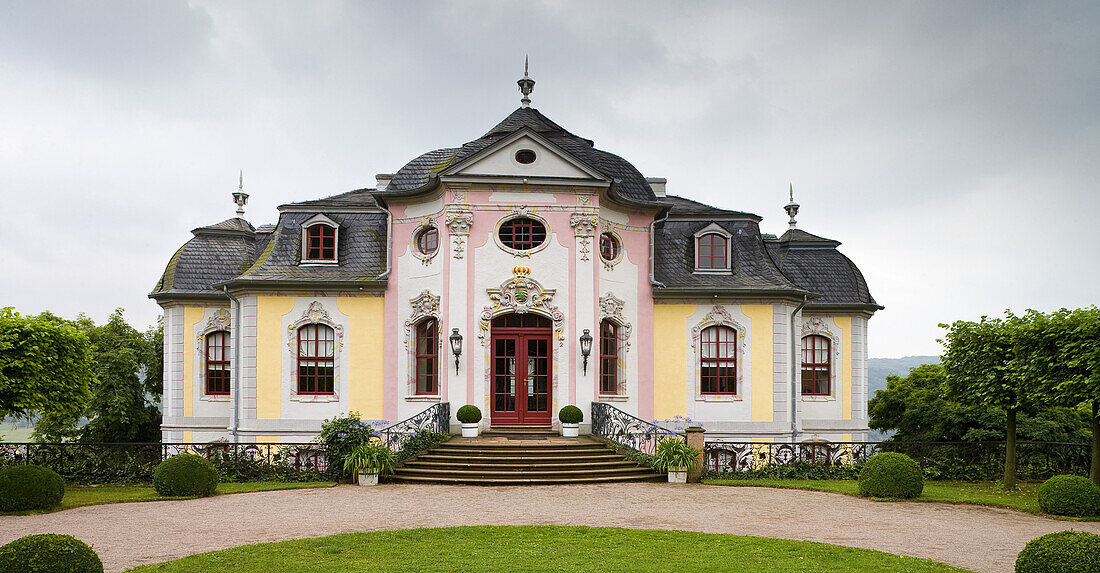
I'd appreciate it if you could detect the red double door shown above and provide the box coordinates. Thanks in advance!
[490,314,552,425]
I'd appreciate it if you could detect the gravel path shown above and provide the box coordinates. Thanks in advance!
[2,484,1098,573]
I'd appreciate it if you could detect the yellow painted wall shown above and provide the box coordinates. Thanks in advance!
[337,296,385,419]
[182,430,193,444]
[742,305,773,422]
[833,316,853,420]
[257,296,296,419]
[182,307,204,418]
[255,435,282,444]
[653,304,695,419]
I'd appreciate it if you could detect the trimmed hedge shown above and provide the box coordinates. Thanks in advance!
[0,534,103,573]
[456,405,482,424]
[1015,530,1100,573]
[0,464,65,511]
[558,405,583,424]
[153,454,219,497]
[1037,475,1100,517]
[857,452,923,499]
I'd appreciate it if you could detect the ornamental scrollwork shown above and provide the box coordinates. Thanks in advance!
[570,212,599,237]
[404,290,440,349]
[599,293,633,354]
[203,308,231,334]
[478,265,565,346]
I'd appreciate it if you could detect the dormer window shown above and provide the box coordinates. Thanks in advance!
[693,223,732,273]
[301,214,339,264]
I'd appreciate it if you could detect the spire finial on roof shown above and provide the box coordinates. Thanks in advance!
[517,55,535,108]
[232,170,249,217]
[784,183,799,230]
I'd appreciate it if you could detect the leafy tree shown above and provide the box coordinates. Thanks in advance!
[869,363,1090,443]
[941,313,1039,490]
[0,308,94,423]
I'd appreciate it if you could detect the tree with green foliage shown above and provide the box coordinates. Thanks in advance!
[0,308,94,423]
[869,363,1090,443]
[941,313,1039,490]
[34,309,163,443]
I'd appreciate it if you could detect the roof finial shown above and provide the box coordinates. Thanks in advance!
[233,170,249,217]
[517,55,535,108]
[784,183,799,230]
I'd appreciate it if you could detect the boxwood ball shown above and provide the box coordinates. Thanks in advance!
[857,452,924,499]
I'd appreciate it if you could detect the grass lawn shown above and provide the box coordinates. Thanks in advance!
[125,525,971,573]
[703,479,1060,515]
[2,481,335,515]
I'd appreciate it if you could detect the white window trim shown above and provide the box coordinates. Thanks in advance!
[300,214,340,265]
[693,223,732,274]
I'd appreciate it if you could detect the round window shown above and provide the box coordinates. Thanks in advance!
[515,149,537,164]
[499,217,546,251]
[416,227,438,255]
[599,232,619,261]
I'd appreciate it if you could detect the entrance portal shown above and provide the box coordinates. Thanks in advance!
[490,314,552,425]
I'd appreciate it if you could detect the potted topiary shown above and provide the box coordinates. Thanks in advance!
[343,442,396,486]
[652,436,701,483]
[456,405,482,438]
[558,405,583,438]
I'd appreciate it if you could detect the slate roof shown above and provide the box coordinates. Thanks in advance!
[151,218,260,298]
[280,188,380,210]
[765,231,880,307]
[660,195,760,220]
[384,107,659,205]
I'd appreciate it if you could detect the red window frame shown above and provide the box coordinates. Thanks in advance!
[205,330,230,395]
[700,325,736,394]
[499,217,546,251]
[305,224,336,261]
[599,233,618,261]
[696,233,728,270]
[599,319,618,394]
[801,335,831,396]
[416,227,438,255]
[415,318,438,395]
[297,324,335,395]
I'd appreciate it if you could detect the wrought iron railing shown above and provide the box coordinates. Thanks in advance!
[704,440,1092,481]
[0,442,326,484]
[591,402,682,455]
[378,402,450,453]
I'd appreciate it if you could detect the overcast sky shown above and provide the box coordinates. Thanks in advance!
[1,1,1097,358]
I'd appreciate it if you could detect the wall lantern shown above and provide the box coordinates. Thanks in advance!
[579,329,593,375]
[449,328,463,374]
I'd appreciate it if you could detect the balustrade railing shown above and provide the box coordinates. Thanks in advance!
[591,402,682,455]
[378,402,451,453]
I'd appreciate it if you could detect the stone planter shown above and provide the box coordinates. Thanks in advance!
[461,422,479,438]
[667,470,687,484]
[357,472,379,486]
[561,423,579,438]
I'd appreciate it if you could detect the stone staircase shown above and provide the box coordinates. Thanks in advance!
[390,428,664,485]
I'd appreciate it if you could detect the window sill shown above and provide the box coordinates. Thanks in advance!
[692,268,731,274]
[405,394,442,402]
[598,394,629,402]
[300,261,339,266]
[200,394,230,403]
[695,394,742,402]
[801,395,835,402]
[291,393,340,403]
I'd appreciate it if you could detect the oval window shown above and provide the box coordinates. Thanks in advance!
[416,227,438,255]
[499,217,546,251]
[515,149,537,164]
[599,232,619,261]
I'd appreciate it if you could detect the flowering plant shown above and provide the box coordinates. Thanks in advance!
[318,412,386,479]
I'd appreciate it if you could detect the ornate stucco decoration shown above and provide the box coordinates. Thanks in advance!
[690,305,748,401]
[800,316,842,398]
[598,292,634,398]
[195,308,232,402]
[286,301,345,403]
[410,217,439,266]
[445,209,474,260]
[479,265,565,346]
[599,227,624,271]
[203,308,231,334]
[404,290,441,349]
[570,212,599,262]
[494,207,551,258]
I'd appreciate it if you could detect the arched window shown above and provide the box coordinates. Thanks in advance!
[415,318,438,395]
[205,330,230,395]
[700,325,736,394]
[696,233,728,270]
[416,227,438,256]
[305,224,336,261]
[599,319,618,394]
[801,335,831,396]
[298,324,335,394]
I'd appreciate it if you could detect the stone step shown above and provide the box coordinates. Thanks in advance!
[404,459,640,471]
[389,473,666,485]
[416,453,625,464]
[395,466,658,479]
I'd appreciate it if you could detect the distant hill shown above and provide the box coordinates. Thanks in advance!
[868,356,940,398]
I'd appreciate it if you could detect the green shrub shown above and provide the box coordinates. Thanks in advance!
[558,405,583,424]
[343,443,397,478]
[0,465,65,511]
[1015,530,1100,573]
[395,431,452,462]
[1037,475,1100,517]
[456,405,482,424]
[0,534,103,573]
[153,454,219,497]
[317,412,381,480]
[857,452,923,498]
[651,437,701,473]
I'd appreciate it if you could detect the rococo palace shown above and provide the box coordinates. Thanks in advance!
[151,71,881,445]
